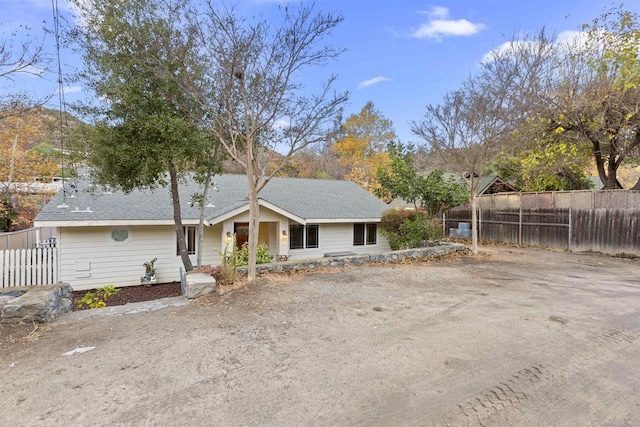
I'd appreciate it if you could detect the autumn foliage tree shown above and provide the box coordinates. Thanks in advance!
[333,102,393,193]
[0,108,58,230]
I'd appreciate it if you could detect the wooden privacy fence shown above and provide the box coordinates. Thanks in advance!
[0,227,57,251]
[445,191,640,257]
[0,248,58,287]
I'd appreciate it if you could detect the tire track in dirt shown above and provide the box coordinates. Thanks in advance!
[445,323,640,426]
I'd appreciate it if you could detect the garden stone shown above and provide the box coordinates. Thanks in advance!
[185,273,216,299]
[0,284,73,323]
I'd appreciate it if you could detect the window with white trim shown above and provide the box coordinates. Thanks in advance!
[354,223,377,246]
[176,226,196,255]
[290,224,319,250]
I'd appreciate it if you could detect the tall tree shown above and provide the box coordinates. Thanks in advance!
[69,0,209,271]
[186,2,348,281]
[412,70,528,253]
[333,102,394,193]
[484,9,640,189]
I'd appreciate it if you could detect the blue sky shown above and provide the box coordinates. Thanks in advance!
[2,0,639,144]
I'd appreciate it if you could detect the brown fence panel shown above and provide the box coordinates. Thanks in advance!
[521,208,569,249]
[522,193,554,209]
[479,209,519,244]
[573,209,640,256]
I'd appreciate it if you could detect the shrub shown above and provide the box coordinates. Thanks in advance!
[76,285,119,309]
[235,242,273,266]
[380,209,438,250]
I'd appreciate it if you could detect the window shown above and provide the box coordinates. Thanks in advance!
[290,224,319,250]
[177,226,196,255]
[290,224,304,250]
[110,228,129,242]
[306,225,319,249]
[354,223,377,246]
[366,224,377,245]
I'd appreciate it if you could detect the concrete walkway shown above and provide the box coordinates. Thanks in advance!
[61,296,189,321]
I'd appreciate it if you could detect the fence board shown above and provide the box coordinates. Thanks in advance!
[0,248,58,287]
[445,191,640,257]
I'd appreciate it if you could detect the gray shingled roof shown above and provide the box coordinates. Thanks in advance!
[35,173,389,224]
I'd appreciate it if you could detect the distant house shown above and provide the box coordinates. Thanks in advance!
[471,174,518,195]
[34,174,391,290]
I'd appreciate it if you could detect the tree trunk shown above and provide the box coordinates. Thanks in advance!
[246,176,260,282]
[169,162,193,272]
[470,191,479,255]
[196,167,213,269]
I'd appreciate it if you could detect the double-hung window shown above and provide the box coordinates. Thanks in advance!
[290,224,319,250]
[353,223,377,246]
[177,226,196,255]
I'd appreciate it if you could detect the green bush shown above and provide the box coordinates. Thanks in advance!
[235,242,274,266]
[380,209,438,250]
[76,285,119,309]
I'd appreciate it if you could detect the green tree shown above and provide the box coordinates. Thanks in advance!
[69,0,210,271]
[494,121,593,191]
[377,142,468,215]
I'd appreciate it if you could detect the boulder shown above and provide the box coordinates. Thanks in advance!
[185,273,216,299]
[0,284,73,323]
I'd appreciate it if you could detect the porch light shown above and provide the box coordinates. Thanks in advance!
[281,230,288,240]
[225,231,232,243]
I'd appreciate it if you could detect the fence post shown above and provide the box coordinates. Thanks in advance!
[518,193,523,246]
[568,208,572,252]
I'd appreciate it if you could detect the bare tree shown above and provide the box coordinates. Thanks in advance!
[190,3,348,281]
[0,25,50,120]
[411,38,548,253]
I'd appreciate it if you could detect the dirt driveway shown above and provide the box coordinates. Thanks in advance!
[2,246,640,426]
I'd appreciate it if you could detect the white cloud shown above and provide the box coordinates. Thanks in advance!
[357,76,391,89]
[272,118,290,129]
[59,85,83,95]
[412,6,485,40]
[481,30,591,63]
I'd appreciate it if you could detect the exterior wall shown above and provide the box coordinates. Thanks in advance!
[58,224,223,291]
[287,223,390,261]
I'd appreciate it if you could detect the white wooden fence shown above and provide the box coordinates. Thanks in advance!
[0,248,58,287]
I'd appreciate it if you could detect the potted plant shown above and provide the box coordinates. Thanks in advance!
[141,257,157,286]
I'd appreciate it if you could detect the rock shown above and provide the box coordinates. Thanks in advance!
[0,284,73,323]
[185,273,216,299]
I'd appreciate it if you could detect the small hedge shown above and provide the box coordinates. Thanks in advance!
[380,209,438,250]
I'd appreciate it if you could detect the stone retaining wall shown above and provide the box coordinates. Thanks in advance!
[237,242,468,276]
[0,284,73,323]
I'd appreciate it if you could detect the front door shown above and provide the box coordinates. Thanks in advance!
[234,222,249,250]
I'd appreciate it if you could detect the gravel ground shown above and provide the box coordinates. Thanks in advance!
[1,246,640,426]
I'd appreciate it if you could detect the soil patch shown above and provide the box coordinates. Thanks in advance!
[71,282,182,311]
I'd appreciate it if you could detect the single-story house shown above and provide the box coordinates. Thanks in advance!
[34,173,391,290]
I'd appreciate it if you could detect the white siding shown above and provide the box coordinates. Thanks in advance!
[287,223,390,261]
[59,225,223,290]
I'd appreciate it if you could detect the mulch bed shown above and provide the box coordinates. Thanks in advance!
[72,282,183,311]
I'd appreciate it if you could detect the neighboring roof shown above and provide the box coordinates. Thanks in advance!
[476,175,518,195]
[442,172,517,195]
[34,173,389,226]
